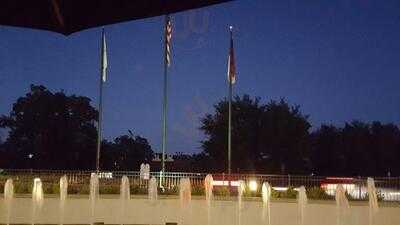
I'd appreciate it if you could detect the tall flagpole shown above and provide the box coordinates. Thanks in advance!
[96,28,107,172]
[227,26,235,175]
[228,71,232,175]
[96,53,104,173]
[161,36,167,182]
[161,15,170,185]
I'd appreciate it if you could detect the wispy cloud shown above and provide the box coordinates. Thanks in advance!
[170,93,210,151]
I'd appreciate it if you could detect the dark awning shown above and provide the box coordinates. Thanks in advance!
[0,0,232,35]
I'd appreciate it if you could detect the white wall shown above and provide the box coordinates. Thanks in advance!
[0,196,399,225]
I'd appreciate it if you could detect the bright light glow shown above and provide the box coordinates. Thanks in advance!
[273,187,288,191]
[98,172,113,179]
[322,183,356,196]
[249,180,258,191]
[231,181,239,186]
[212,180,226,186]
[212,180,239,186]
[326,177,354,181]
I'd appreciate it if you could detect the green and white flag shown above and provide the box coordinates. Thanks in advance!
[101,29,108,82]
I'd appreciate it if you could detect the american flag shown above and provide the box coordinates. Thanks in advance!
[165,15,172,67]
[227,26,236,84]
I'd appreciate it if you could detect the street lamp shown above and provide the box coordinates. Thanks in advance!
[249,180,258,192]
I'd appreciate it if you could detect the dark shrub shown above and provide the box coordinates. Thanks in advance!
[306,186,333,200]
[214,186,230,197]
[100,184,119,194]
[130,184,147,195]
[191,185,205,196]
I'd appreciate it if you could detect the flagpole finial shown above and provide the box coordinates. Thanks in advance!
[102,27,106,38]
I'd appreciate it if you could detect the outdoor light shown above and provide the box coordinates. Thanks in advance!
[249,180,258,192]
[98,172,113,179]
[212,180,240,186]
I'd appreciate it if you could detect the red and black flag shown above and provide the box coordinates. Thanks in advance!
[227,26,236,84]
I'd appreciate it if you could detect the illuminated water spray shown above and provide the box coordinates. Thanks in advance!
[32,178,44,225]
[59,175,68,225]
[4,179,14,225]
[89,173,99,225]
[120,176,130,225]
[238,180,246,225]
[335,184,349,225]
[367,178,379,225]
[148,176,158,203]
[262,182,272,225]
[205,174,214,225]
[298,186,307,225]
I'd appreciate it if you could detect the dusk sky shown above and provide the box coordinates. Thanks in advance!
[1,0,400,154]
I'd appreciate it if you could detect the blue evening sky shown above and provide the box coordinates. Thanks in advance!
[1,0,400,153]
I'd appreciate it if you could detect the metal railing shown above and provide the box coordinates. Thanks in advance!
[1,169,400,201]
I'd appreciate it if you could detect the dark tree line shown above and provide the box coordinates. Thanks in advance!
[200,95,400,176]
[101,134,153,171]
[310,121,400,176]
[200,95,310,174]
[1,85,399,176]
[0,85,153,170]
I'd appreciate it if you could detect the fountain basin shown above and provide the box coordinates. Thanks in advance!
[0,195,399,225]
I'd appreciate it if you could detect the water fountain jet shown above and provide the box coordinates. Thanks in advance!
[89,173,99,225]
[4,179,14,225]
[120,176,130,225]
[297,186,307,225]
[204,174,214,225]
[59,175,68,225]
[32,178,44,225]
[335,184,349,225]
[179,178,192,225]
[367,178,379,225]
[238,180,246,225]
[148,176,158,203]
[180,178,192,208]
[261,182,271,225]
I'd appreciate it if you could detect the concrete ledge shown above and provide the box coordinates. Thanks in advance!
[1,196,400,225]
[1,194,399,207]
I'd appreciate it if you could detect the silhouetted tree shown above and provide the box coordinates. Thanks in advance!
[190,152,217,172]
[101,134,153,171]
[200,95,311,174]
[0,136,6,168]
[341,121,374,176]
[258,99,311,174]
[369,122,400,176]
[0,84,98,169]
[99,140,117,170]
[169,152,216,172]
[0,85,155,171]
[2,85,400,176]
[310,121,400,176]
[310,125,346,175]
